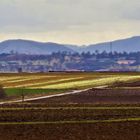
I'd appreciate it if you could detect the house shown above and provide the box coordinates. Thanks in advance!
[117,60,136,65]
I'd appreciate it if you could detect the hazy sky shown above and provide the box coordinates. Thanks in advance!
[0,0,140,45]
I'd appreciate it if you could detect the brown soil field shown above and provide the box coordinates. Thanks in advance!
[0,122,140,140]
[112,80,140,87]
[30,88,140,104]
[1,87,140,140]
[0,103,140,140]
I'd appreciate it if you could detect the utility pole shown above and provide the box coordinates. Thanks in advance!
[21,87,25,102]
[110,42,113,53]
[110,42,113,71]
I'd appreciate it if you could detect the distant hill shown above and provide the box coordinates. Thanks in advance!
[0,36,140,54]
[82,36,140,53]
[0,39,75,55]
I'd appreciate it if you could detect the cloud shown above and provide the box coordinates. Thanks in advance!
[0,0,140,44]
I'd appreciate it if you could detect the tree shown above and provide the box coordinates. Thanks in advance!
[0,85,6,99]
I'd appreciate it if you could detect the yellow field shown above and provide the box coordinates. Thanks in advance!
[0,72,140,89]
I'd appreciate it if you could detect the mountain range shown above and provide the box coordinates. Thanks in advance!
[0,36,140,54]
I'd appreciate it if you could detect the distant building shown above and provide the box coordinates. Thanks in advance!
[117,60,136,65]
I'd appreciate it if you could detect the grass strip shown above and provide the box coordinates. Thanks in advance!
[1,107,140,110]
[0,118,140,125]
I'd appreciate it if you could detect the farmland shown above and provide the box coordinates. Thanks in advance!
[0,103,140,140]
[0,72,140,139]
[1,72,140,99]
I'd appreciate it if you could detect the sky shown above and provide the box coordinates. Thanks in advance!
[0,0,140,45]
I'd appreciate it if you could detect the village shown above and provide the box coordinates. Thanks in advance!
[0,51,139,72]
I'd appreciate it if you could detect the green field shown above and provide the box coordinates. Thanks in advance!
[4,88,67,97]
